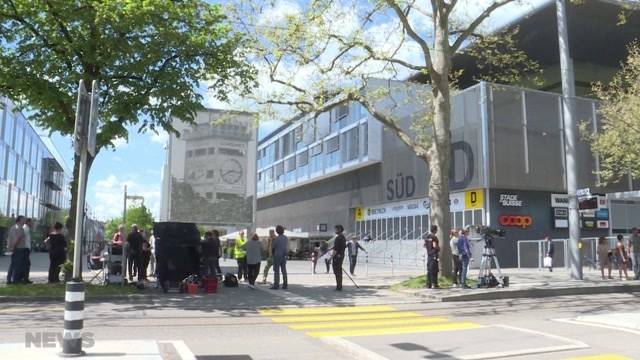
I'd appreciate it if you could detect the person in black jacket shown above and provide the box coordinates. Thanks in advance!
[202,230,222,277]
[425,225,440,289]
[45,222,67,283]
[126,224,144,286]
[332,225,347,291]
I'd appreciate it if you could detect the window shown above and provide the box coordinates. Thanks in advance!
[297,151,309,166]
[311,143,323,156]
[4,112,14,145]
[294,125,303,143]
[275,162,284,179]
[15,123,23,154]
[285,156,296,173]
[186,150,193,158]
[343,127,359,161]
[336,104,349,120]
[361,123,368,156]
[208,147,215,155]
[205,192,213,199]
[206,170,214,179]
[326,136,339,154]
[219,147,244,156]
[282,132,292,157]
[195,148,206,156]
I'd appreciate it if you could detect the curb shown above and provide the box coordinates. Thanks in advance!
[398,284,640,302]
[0,293,156,303]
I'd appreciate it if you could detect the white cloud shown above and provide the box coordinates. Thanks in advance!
[150,130,169,145]
[92,174,161,221]
[112,137,128,149]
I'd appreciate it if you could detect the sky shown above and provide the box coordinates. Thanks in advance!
[41,0,548,222]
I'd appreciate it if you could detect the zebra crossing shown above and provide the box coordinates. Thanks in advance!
[260,305,482,338]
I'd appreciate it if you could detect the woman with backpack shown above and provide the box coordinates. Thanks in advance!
[246,233,262,289]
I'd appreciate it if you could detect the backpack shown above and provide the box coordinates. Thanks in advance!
[223,273,238,287]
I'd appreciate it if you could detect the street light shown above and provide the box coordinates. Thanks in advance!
[122,184,145,227]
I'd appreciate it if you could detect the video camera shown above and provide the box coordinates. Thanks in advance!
[474,225,506,245]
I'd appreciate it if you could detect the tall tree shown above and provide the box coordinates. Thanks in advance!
[104,204,154,239]
[585,43,640,184]
[0,0,254,239]
[234,0,539,276]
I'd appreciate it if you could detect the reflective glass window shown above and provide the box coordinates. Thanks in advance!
[4,112,14,145]
[7,152,16,183]
[0,183,7,216]
[14,122,23,155]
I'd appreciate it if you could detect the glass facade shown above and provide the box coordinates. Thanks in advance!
[0,98,70,222]
[257,102,369,196]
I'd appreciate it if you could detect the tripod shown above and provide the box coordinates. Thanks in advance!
[477,237,504,287]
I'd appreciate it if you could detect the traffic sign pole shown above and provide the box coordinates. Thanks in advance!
[63,80,99,357]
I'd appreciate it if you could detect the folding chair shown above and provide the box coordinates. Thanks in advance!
[87,254,106,285]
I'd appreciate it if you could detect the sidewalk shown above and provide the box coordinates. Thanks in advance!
[399,267,640,302]
[2,253,639,302]
[0,339,196,359]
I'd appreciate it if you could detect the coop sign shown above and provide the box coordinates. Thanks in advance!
[499,194,523,207]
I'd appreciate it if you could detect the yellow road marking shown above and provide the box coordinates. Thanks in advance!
[0,306,63,313]
[270,311,422,323]
[260,305,394,316]
[566,355,632,360]
[289,316,449,330]
[306,321,483,338]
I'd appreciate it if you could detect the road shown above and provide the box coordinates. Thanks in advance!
[1,281,639,359]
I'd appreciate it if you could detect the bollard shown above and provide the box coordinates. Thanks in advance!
[390,255,394,276]
[61,281,85,357]
[365,254,369,277]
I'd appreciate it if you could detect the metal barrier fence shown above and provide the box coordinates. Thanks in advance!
[517,237,620,270]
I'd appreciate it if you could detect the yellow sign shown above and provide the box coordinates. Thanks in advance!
[465,189,484,209]
[355,207,365,221]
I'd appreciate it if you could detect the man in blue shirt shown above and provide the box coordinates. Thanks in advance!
[458,228,472,289]
[270,225,288,290]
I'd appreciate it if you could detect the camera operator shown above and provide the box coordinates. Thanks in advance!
[424,225,440,289]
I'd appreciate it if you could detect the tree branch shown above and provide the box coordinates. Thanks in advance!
[385,0,434,72]
[43,0,85,64]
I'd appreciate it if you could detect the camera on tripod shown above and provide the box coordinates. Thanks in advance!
[475,225,506,239]
[472,225,509,288]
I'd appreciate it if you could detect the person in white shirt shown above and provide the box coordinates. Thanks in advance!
[23,218,33,284]
[149,230,156,277]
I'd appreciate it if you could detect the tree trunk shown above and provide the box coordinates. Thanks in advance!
[429,6,453,278]
[67,152,95,246]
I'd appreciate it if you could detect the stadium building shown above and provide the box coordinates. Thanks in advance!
[255,0,640,267]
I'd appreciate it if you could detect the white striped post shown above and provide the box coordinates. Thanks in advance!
[61,281,85,356]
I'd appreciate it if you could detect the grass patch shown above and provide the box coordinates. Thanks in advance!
[391,275,478,291]
[0,283,143,298]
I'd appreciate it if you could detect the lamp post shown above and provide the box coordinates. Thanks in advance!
[556,0,582,280]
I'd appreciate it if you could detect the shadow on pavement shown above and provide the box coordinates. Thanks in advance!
[392,342,460,359]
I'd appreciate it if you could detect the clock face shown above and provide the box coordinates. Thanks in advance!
[220,158,243,184]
